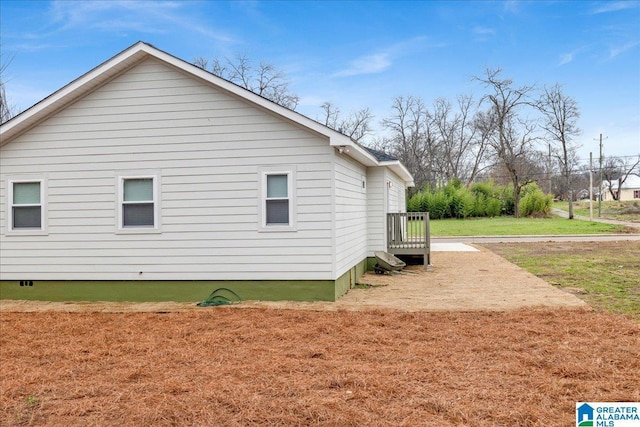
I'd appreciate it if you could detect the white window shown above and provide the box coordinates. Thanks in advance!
[117,175,160,232]
[8,179,47,234]
[259,167,296,231]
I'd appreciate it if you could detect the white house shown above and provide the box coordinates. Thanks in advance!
[0,42,415,302]
[602,174,640,201]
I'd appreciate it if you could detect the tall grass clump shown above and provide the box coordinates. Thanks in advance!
[407,181,551,218]
[429,191,450,219]
[451,187,475,218]
[519,183,553,217]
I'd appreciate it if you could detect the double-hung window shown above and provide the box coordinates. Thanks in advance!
[259,167,296,231]
[8,179,46,233]
[266,174,290,225]
[117,175,160,232]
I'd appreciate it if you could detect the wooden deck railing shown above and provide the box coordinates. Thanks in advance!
[386,212,430,268]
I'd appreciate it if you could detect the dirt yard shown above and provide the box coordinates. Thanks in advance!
[1,246,638,426]
[0,246,585,313]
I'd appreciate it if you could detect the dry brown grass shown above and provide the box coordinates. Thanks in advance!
[1,308,639,426]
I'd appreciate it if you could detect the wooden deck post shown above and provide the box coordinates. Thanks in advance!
[386,212,430,270]
[424,212,430,269]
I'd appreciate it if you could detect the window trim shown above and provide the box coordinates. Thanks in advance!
[6,177,48,235]
[258,166,297,232]
[116,174,161,234]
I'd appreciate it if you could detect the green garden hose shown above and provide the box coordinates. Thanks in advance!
[197,288,242,307]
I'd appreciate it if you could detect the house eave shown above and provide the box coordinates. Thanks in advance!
[328,137,379,167]
[379,161,415,187]
[1,41,352,147]
[0,44,151,145]
[0,41,415,189]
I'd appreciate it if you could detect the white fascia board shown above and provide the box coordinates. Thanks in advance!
[150,44,385,172]
[142,44,348,142]
[0,41,410,185]
[380,161,415,187]
[0,41,344,146]
[0,42,150,145]
[328,138,379,167]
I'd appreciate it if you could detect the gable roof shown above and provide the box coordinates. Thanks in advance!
[0,41,414,186]
[605,174,640,190]
[365,147,398,162]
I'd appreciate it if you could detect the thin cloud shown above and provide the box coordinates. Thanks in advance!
[47,0,234,43]
[332,36,434,78]
[609,40,640,58]
[558,46,586,66]
[590,1,638,14]
[334,53,392,77]
[559,53,574,65]
[502,0,521,14]
[6,42,67,53]
[472,26,496,41]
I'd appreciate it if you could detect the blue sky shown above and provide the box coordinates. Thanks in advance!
[1,0,639,160]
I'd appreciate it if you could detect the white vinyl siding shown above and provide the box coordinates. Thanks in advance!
[334,153,368,277]
[391,171,407,213]
[387,177,404,213]
[5,178,47,235]
[366,168,407,256]
[366,168,386,255]
[0,58,333,281]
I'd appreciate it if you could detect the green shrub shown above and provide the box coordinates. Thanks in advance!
[470,181,494,199]
[486,198,502,217]
[451,187,475,218]
[429,191,450,219]
[407,193,421,212]
[500,185,515,215]
[406,179,553,219]
[472,193,487,217]
[519,186,553,217]
[419,192,431,213]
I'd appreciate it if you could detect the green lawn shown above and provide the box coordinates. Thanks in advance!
[485,241,640,317]
[554,200,640,222]
[426,216,628,237]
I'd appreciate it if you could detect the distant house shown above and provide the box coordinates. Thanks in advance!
[602,174,640,201]
[0,42,416,302]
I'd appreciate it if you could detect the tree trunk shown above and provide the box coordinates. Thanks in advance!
[568,194,574,219]
[513,178,521,218]
[567,175,574,219]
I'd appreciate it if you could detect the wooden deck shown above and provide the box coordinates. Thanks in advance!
[387,212,431,268]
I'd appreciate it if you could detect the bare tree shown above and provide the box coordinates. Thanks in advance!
[432,95,489,185]
[194,54,299,110]
[475,69,538,218]
[602,155,640,200]
[319,102,341,130]
[1,48,16,124]
[0,79,12,124]
[537,84,581,218]
[319,102,373,142]
[380,96,439,189]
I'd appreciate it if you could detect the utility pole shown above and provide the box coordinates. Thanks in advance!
[547,143,552,194]
[596,134,606,218]
[592,134,606,217]
[589,152,593,221]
